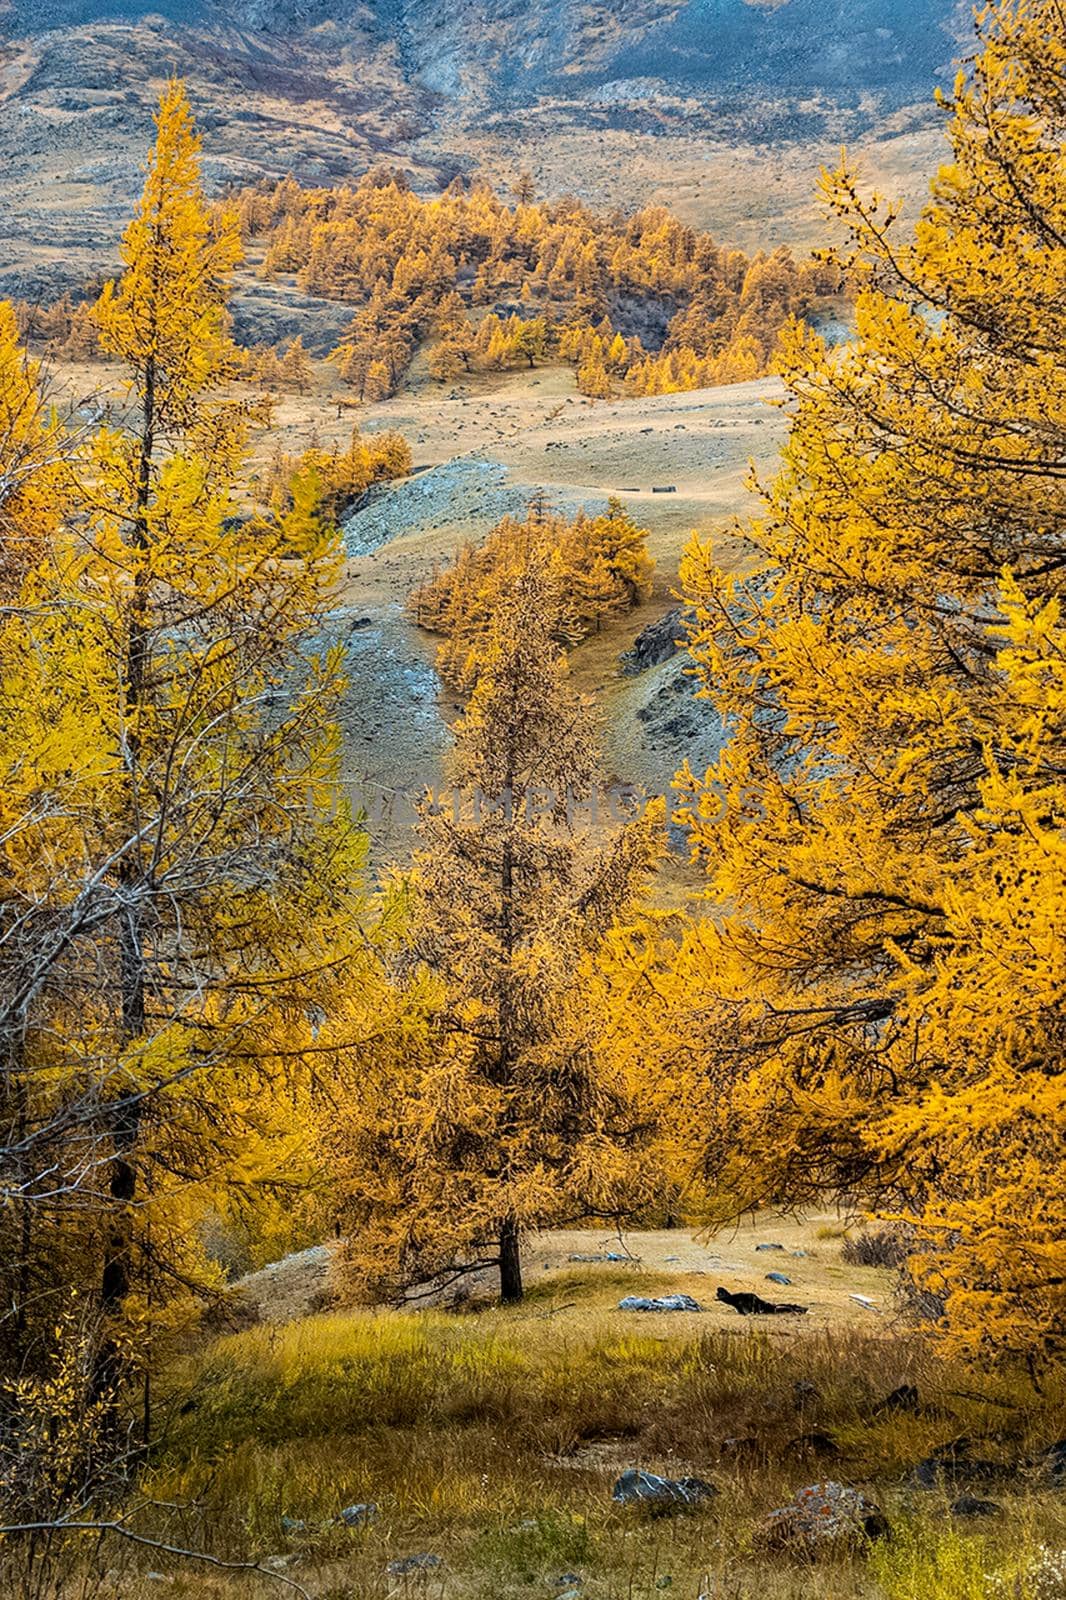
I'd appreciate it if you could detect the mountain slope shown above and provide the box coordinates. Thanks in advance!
[0,0,963,300]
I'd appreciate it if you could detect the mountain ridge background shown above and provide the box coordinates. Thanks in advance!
[0,0,965,300]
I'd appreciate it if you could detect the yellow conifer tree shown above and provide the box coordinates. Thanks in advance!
[330,561,662,1302]
[626,0,1065,1368]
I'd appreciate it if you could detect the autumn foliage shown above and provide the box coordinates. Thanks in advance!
[0,83,399,1406]
[606,0,1066,1369]
[412,498,655,688]
[233,173,840,399]
[330,560,662,1303]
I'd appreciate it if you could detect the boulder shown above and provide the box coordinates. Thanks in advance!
[386,1554,442,1574]
[619,1293,702,1313]
[621,608,685,675]
[761,1482,889,1550]
[611,1468,717,1514]
[338,1502,377,1527]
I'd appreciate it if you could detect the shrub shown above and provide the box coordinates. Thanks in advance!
[841,1227,911,1268]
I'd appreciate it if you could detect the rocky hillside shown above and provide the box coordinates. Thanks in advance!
[396,0,961,105]
[0,0,964,300]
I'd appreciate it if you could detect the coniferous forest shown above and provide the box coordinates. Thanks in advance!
[0,3,1062,1597]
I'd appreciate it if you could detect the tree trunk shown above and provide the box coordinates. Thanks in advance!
[499,1216,523,1303]
[94,358,154,1407]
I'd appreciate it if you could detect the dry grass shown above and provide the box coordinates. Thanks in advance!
[9,1289,1063,1598]
[84,1273,1063,1600]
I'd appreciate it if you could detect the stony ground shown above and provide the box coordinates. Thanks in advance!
[231,1213,898,1332]
[263,358,785,853]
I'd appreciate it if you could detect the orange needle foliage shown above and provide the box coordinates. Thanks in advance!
[609,0,1065,1369]
[330,560,663,1304]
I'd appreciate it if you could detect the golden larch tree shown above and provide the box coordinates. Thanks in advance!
[330,561,662,1302]
[626,0,1065,1368]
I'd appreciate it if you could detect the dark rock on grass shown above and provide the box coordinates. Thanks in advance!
[621,607,685,674]
[619,1293,702,1313]
[952,1496,1003,1518]
[612,1468,717,1514]
[761,1482,889,1551]
[874,1383,920,1414]
[755,1242,786,1252]
[716,1286,807,1316]
[387,1553,442,1575]
[910,1439,1012,1489]
[786,1432,840,1458]
[765,1272,792,1285]
[793,1380,821,1409]
[866,1383,952,1422]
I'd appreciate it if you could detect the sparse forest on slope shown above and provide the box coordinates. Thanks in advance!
[236,174,844,396]
[12,178,842,397]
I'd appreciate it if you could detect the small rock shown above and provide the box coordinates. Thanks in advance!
[280,1515,307,1534]
[611,1468,717,1514]
[338,1502,377,1527]
[874,1384,919,1414]
[387,1553,442,1575]
[618,1294,702,1313]
[755,1242,785,1252]
[793,1380,821,1408]
[952,1495,1003,1518]
[765,1272,792,1285]
[786,1432,839,1458]
[553,1577,583,1591]
[761,1482,889,1550]
[849,1294,880,1312]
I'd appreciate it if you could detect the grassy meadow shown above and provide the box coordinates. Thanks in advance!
[80,1233,1064,1600]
